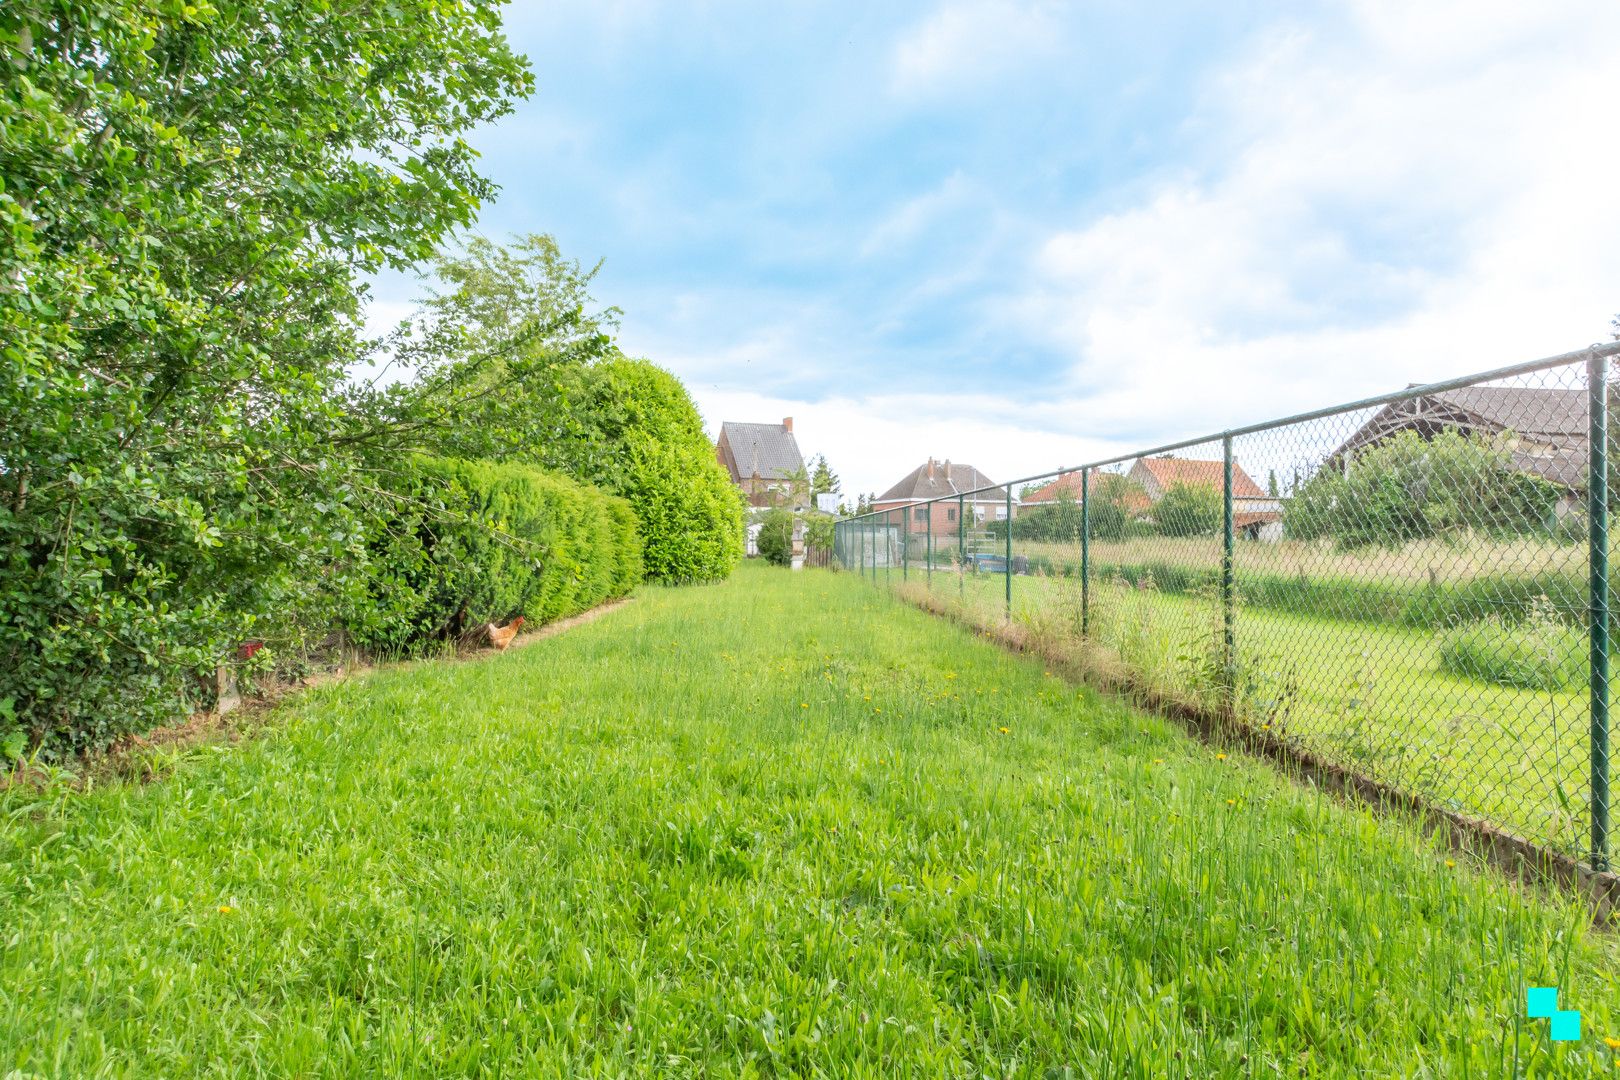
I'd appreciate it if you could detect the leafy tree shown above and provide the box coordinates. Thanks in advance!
[777,465,811,508]
[361,233,619,461]
[802,512,836,554]
[368,238,743,583]
[1285,429,1560,548]
[0,0,531,753]
[1087,473,1141,541]
[1267,469,1280,497]
[756,509,795,567]
[1154,482,1223,537]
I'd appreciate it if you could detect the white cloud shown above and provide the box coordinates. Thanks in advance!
[1020,0,1620,441]
[688,1,1620,499]
[891,0,1070,98]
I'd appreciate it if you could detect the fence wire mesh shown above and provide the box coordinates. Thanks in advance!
[834,345,1617,873]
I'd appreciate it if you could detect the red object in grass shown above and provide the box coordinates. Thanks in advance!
[237,640,264,660]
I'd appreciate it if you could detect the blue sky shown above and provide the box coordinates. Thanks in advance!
[370,0,1620,500]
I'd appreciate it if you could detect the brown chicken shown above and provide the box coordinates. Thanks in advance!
[486,616,525,651]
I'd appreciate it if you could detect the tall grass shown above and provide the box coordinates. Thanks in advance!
[1,563,1616,1074]
[909,570,1598,856]
[1438,602,1586,691]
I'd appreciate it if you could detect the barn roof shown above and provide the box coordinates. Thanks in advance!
[1333,384,1588,492]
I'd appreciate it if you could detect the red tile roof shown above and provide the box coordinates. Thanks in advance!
[1135,456,1267,499]
[1022,471,1151,512]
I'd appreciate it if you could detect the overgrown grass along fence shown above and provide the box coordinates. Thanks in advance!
[834,343,1620,875]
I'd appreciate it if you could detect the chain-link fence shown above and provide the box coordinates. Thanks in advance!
[835,344,1620,875]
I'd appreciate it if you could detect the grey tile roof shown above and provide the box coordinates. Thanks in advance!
[876,460,1010,503]
[1335,384,1590,492]
[1430,385,1586,442]
[719,421,804,481]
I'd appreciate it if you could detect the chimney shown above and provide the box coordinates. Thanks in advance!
[944,459,952,481]
[782,417,793,433]
[927,458,936,481]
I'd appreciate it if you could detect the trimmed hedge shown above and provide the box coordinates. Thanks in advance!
[353,458,642,654]
[548,357,744,583]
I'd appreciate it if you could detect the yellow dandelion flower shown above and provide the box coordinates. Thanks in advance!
[1445,860,1456,868]
[1216,753,1227,761]
[217,905,234,914]
[1605,1036,1620,1050]
[945,672,957,680]
[800,702,808,709]
[1153,758,1164,765]
[998,726,1010,734]
[1226,799,1235,806]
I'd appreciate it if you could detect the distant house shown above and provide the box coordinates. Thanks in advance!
[1129,455,1282,541]
[715,417,806,508]
[1329,384,1586,515]
[1021,457,1281,540]
[1021,470,1151,515]
[872,458,1015,532]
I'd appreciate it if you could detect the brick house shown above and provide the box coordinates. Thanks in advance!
[1021,470,1151,515]
[1128,455,1282,541]
[715,418,806,508]
[872,458,1016,532]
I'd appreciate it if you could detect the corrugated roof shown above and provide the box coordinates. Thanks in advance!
[718,421,804,481]
[876,460,1009,503]
[1135,456,1268,499]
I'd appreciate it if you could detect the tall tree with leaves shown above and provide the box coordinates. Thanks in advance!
[0,1,532,753]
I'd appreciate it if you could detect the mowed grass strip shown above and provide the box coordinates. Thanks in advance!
[1,564,1617,1076]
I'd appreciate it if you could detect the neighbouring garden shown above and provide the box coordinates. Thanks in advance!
[867,423,1612,860]
[2,563,1617,1074]
[0,4,744,762]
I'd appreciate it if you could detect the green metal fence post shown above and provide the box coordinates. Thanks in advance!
[1590,348,1611,872]
[902,507,909,584]
[890,510,897,587]
[1222,434,1236,717]
[1004,487,1013,621]
[926,503,933,591]
[958,495,966,597]
[1080,468,1090,638]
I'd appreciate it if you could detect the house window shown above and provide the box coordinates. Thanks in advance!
[995,505,1007,520]
[947,508,956,521]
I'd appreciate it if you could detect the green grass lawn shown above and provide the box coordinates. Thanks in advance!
[3,562,1618,1075]
[927,569,1595,859]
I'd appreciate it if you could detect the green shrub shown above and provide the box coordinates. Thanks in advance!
[546,357,744,583]
[756,509,795,566]
[1437,603,1584,690]
[1154,482,1223,537]
[352,458,642,654]
[1286,429,1561,548]
[0,5,529,758]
